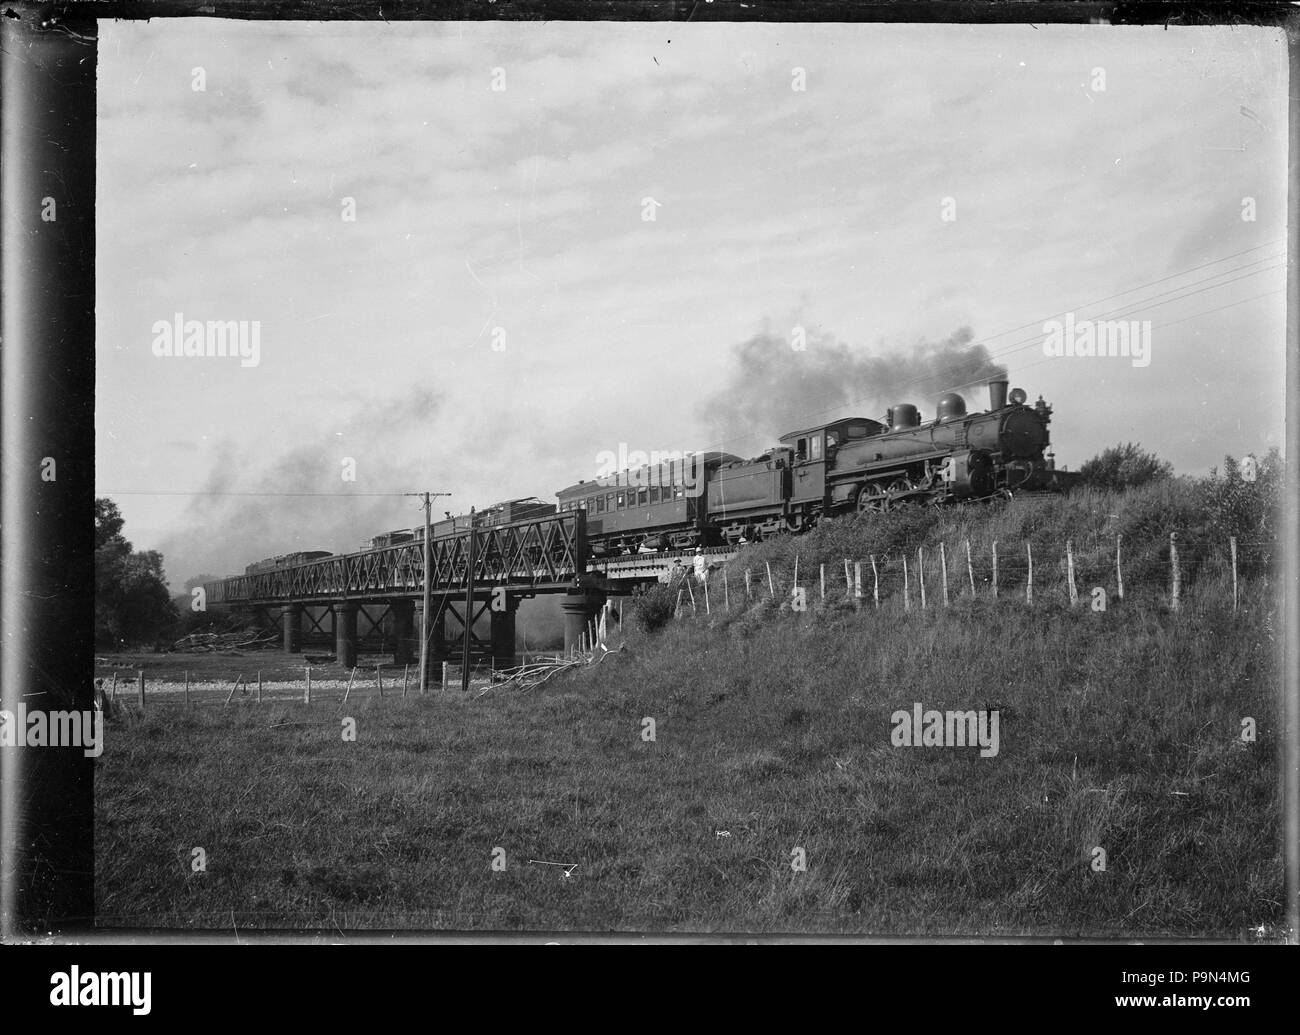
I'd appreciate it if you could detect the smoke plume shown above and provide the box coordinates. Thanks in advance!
[696,323,1007,456]
[157,385,442,588]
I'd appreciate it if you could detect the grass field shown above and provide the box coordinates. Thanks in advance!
[94,479,1285,935]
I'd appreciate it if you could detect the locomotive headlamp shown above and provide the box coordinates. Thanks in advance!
[1008,387,1028,406]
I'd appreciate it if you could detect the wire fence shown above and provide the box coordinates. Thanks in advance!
[668,534,1278,618]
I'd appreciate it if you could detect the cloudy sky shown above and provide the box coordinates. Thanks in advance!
[94,19,1289,587]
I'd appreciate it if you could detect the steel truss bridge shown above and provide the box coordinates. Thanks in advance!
[202,512,737,670]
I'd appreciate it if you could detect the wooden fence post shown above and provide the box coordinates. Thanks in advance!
[224,674,243,706]
[870,556,879,609]
[441,661,448,692]
[377,665,384,698]
[686,578,697,614]
[940,543,949,606]
[1230,536,1239,612]
[1115,535,1124,601]
[1066,539,1079,606]
[257,671,262,704]
[1170,532,1181,612]
[992,541,999,600]
[819,564,826,601]
[843,558,852,598]
[402,664,409,697]
[703,577,711,616]
[184,670,190,709]
[1026,543,1034,605]
[723,567,730,613]
[342,667,356,704]
[903,556,911,613]
[766,561,775,597]
[109,672,117,703]
[853,560,863,607]
[917,547,926,609]
[305,666,311,705]
[744,568,752,600]
[138,670,145,710]
[965,539,976,597]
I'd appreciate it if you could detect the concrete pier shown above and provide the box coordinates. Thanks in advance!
[282,604,303,653]
[560,592,605,655]
[490,595,519,670]
[390,600,416,666]
[335,602,358,669]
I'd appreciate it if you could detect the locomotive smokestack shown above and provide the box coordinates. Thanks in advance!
[988,378,1008,411]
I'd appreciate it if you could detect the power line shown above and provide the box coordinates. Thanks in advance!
[99,490,432,498]
[963,239,1283,348]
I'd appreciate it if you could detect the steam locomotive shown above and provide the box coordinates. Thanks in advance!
[557,377,1074,552]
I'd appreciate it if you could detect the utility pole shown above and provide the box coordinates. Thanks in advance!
[461,507,477,694]
[404,491,450,693]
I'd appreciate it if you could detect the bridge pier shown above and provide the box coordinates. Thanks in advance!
[561,591,606,655]
[419,600,447,689]
[335,602,358,669]
[390,600,416,666]
[282,604,303,653]
[490,595,519,670]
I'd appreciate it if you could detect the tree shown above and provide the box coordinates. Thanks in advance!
[1077,443,1173,491]
[95,497,179,648]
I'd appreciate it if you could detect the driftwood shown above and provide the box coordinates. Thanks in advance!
[170,629,278,653]
[481,643,628,696]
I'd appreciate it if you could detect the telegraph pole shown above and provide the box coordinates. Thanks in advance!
[404,491,450,692]
[461,507,477,694]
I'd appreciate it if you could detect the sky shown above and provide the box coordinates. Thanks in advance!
[93,19,1290,588]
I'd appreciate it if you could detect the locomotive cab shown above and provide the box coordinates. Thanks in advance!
[779,418,885,520]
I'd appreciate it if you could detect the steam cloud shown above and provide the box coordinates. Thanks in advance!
[696,323,1007,456]
[158,385,442,588]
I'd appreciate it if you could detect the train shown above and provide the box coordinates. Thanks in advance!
[559,376,1073,553]
[244,374,1073,569]
[244,550,333,576]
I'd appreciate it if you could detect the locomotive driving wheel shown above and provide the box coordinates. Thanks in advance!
[855,483,889,513]
[886,477,917,508]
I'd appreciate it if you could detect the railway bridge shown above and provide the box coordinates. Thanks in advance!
[203,511,737,673]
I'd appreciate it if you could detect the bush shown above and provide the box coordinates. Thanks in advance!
[629,580,681,634]
[1078,443,1173,491]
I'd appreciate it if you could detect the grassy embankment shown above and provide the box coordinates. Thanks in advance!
[95,478,1284,935]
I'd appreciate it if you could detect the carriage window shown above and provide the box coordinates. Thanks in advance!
[617,493,625,509]
[637,487,648,506]
[607,494,615,512]
[650,486,660,503]
[811,436,822,460]
[596,496,605,513]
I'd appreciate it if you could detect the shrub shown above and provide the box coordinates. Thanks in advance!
[628,580,681,633]
[1078,443,1173,491]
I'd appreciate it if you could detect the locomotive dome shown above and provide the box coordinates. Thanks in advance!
[936,392,967,421]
